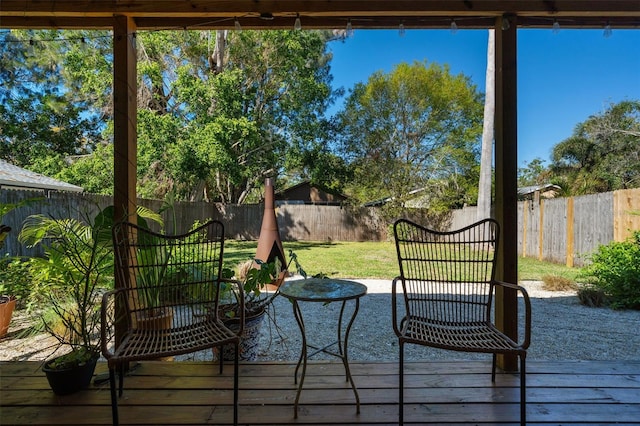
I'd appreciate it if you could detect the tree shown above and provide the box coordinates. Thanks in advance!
[337,60,484,212]
[550,100,640,195]
[167,30,339,203]
[517,158,551,187]
[1,29,340,202]
[0,30,105,169]
[477,29,495,221]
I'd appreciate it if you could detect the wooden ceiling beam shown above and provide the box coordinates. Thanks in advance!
[1,1,640,16]
[2,1,639,29]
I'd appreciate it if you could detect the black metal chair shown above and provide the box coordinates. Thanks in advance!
[101,220,243,426]
[392,218,531,426]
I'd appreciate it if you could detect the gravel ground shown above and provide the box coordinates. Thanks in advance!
[248,279,640,362]
[2,279,639,362]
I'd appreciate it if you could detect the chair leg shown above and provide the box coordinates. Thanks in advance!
[520,355,527,426]
[233,342,239,426]
[491,353,497,382]
[117,363,125,397]
[399,341,404,426]
[109,367,119,426]
[219,345,224,374]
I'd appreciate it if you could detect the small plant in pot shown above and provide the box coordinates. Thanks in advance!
[19,209,114,395]
[215,250,306,361]
[19,205,164,395]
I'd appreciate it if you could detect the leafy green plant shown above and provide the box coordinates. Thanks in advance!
[0,255,33,307]
[578,231,640,309]
[1,197,42,304]
[220,249,307,320]
[19,209,115,360]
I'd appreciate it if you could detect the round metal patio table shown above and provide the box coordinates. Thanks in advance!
[278,277,367,418]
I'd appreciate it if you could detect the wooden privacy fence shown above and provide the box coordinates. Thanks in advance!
[2,188,639,265]
[451,188,640,267]
[0,190,387,258]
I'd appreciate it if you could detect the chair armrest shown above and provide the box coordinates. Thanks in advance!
[100,288,130,359]
[493,280,532,350]
[391,276,405,338]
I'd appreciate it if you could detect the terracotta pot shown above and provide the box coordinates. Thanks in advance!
[134,307,174,330]
[0,295,17,338]
[134,308,175,360]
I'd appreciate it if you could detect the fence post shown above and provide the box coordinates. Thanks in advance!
[566,197,574,267]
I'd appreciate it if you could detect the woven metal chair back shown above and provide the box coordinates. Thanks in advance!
[111,220,226,332]
[393,218,499,325]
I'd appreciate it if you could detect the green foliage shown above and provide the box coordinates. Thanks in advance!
[45,346,96,370]
[337,60,483,209]
[220,249,307,319]
[549,100,640,195]
[0,30,104,169]
[1,29,341,201]
[18,208,116,355]
[0,256,33,305]
[518,158,553,187]
[578,231,640,309]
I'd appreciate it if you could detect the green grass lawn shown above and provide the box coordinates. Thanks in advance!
[225,240,581,282]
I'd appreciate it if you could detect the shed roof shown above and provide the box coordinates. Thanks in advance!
[0,159,84,193]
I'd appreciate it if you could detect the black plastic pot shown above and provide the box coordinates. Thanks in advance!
[42,352,99,395]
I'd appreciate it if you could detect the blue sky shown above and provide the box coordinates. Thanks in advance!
[326,29,640,168]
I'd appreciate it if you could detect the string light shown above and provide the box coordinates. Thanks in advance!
[398,22,405,37]
[552,19,560,34]
[603,22,613,38]
[234,18,242,32]
[346,19,354,38]
[501,16,511,31]
[294,13,302,30]
[450,19,458,34]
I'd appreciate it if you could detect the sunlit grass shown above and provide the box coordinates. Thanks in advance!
[225,240,580,282]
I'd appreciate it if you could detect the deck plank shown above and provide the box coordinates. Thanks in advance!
[1,360,639,425]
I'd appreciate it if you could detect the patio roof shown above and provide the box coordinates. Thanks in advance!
[1,1,639,29]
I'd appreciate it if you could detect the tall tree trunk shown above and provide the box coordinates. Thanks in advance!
[210,30,226,74]
[478,29,495,221]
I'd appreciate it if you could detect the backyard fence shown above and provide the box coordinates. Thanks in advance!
[450,188,640,267]
[2,188,639,265]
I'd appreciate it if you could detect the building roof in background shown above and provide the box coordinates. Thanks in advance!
[517,184,562,197]
[276,181,347,205]
[0,159,83,193]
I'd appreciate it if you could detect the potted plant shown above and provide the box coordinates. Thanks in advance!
[215,250,306,361]
[0,198,40,338]
[132,234,175,330]
[0,225,17,337]
[18,205,162,395]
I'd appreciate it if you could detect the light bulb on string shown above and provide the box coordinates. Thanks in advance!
[234,18,242,32]
[398,22,405,37]
[450,19,458,34]
[501,17,511,31]
[603,22,612,38]
[294,14,302,30]
[552,19,560,34]
[346,19,354,38]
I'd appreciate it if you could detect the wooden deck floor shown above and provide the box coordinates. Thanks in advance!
[1,360,639,425]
